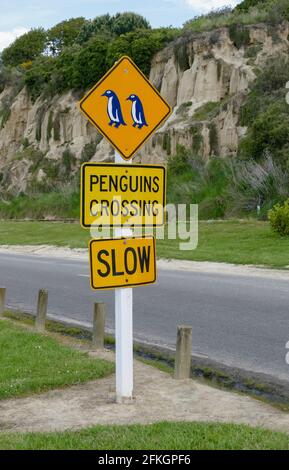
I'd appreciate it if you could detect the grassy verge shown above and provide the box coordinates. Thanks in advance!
[0,190,79,220]
[0,421,289,450]
[5,310,289,412]
[0,320,113,399]
[0,220,288,268]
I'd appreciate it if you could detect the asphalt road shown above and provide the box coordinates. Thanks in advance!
[1,252,289,382]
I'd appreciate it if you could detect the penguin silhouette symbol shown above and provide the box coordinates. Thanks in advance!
[127,94,148,129]
[101,90,126,128]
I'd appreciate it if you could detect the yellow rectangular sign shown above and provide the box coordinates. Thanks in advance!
[89,236,156,290]
[81,163,166,227]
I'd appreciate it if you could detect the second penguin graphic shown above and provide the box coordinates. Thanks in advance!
[127,94,148,129]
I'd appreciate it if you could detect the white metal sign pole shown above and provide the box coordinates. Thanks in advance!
[114,150,133,403]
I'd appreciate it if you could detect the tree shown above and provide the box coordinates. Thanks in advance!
[72,36,109,89]
[106,35,132,68]
[76,14,113,44]
[24,56,56,101]
[2,29,46,67]
[76,12,150,45]
[239,101,289,165]
[47,17,87,55]
[111,12,151,36]
[106,28,179,76]
[50,46,80,93]
[235,0,263,12]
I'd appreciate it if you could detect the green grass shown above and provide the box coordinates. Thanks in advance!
[0,190,79,219]
[183,1,284,34]
[0,219,289,268]
[0,421,288,450]
[193,101,221,121]
[0,320,113,399]
[157,220,289,268]
[0,220,89,248]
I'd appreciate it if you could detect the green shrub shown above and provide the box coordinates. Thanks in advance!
[53,113,61,141]
[35,105,47,141]
[21,137,30,149]
[228,154,289,217]
[239,101,289,165]
[27,149,45,173]
[106,28,179,77]
[0,106,11,129]
[24,56,56,102]
[47,17,86,55]
[47,111,53,141]
[244,44,262,58]
[167,145,230,218]
[229,24,250,49]
[239,56,289,165]
[162,133,171,155]
[174,42,190,71]
[268,200,289,236]
[112,12,151,35]
[193,101,221,121]
[183,4,267,33]
[72,35,109,89]
[76,14,114,44]
[62,149,76,174]
[184,7,233,32]
[176,101,192,115]
[235,0,261,12]
[1,14,179,100]
[267,0,289,24]
[81,142,97,162]
[191,126,203,155]
[1,28,46,67]
[76,12,150,45]
[0,187,80,219]
[209,123,219,155]
[253,56,289,95]
[167,145,194,176]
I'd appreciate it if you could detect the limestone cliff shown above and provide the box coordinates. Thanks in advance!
[0,21,289,195]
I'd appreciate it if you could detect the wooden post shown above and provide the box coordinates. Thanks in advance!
[35,289,48,332]
[0,287,6,317]
[92,302,106,349]
[174,325,192,380]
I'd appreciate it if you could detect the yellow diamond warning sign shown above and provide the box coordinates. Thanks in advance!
[81,163,166,228]
[89,236,156,290]
[79,56,171,160]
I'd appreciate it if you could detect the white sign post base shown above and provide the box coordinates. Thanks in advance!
[114,151,133,403]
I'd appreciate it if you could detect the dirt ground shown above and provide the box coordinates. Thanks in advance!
[1,349,289,434]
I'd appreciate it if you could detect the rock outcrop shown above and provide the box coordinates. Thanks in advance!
[1,21,289,195]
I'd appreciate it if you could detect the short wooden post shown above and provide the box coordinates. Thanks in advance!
[0,287,6,317]
[92,302,106,349]
[35,289,48,332]
[174,325,192,380]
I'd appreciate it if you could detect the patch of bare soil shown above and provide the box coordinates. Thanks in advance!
[1,350,289,433]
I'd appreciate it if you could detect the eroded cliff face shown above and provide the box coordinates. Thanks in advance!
[143,21,289,164]
[1,21,289,195]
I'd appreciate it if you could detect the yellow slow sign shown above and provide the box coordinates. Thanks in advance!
[81,163,165,227]
[89,236,156,290]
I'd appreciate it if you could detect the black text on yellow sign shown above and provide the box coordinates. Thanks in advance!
[89,236,156,290]
[81,163,166,228]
